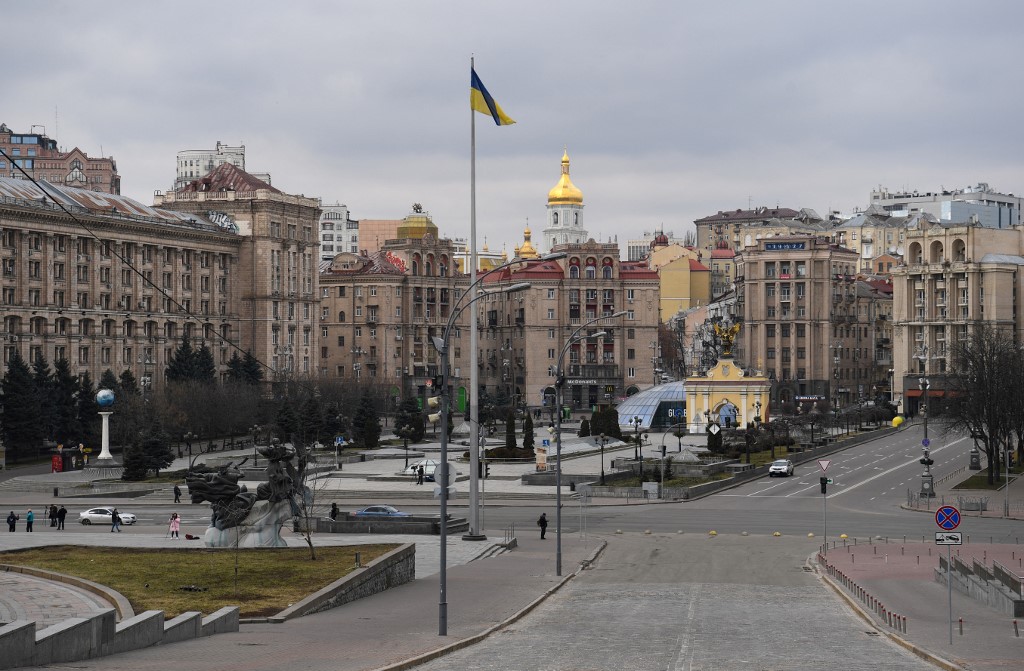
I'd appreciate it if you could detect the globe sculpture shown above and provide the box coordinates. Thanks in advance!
[96,389,115,407]
[892,415,904,429]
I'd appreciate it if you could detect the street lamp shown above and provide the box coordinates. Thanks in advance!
[431,263,547,636]
[630,415,643,463]
[184,431,197,461]
[594,432,609,485]
[249,425,261,467]
[554,312,626,577]
[919,376,934,498]
[396,423,415,470]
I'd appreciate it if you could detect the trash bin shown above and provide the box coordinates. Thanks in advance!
[53,487,59,498]
[570,482,576,492]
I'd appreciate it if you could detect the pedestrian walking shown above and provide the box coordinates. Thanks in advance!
[416,465,425,485]
[48,504,57,528]
[330,502,339,521]
[173,484,182,504]
[6,511,17,532]
[168,512,180,539]
[56,505,67,530]
[25,509,34,532]
[110,508,121,532]
[537,512,548,539]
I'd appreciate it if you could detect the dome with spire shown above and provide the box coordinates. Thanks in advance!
[517,224,539,258]
[547,150,584,205]
[396,207,438,240]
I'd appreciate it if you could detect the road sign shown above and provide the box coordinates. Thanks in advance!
[708,424,721,435]
[935,532,963,545]
[825,478,834,484]
[935,505,961,530]
[818,459,831,472]
[922,438,930,448]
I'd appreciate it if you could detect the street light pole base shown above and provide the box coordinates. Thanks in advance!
[461,533,488,541]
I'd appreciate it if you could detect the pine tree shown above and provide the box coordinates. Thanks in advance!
[121,407,174,481]
[226,352,245,383]
[31,353,54,441]
[523,414,535,450]
[394,397,425,443]
[165,334,195,383]
[242,350,264,385]
[77,371,100,449]
[504,409,517,450]
[578,417,591,438]
[351,394,381,448]
[300,395,325,445]
[275,399,301,443]
[51,358,81,445]
[119,369,139,396]
[193,344,216,384]
[0,350,44,461]
[98,369,120,396]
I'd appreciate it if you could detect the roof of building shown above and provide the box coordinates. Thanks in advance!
[0,175,232,233]
[547,150,584,206]
[695,206,805,224]
[710,248,736,259]
[688,259,710,272]
[979,253,1024,265]
[178,162,280,194]
[620,260,660,279]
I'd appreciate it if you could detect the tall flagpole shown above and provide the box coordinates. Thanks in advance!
[466,56,485,541]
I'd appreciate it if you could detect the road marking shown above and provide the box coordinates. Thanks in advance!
[830,437,968,498]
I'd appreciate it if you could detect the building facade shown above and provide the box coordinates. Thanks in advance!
[319,203,358,261]
[174,141,270,191]
[0,175,246,389]
[693,206,822,254]
[539,151,590,253]
[870,183,1022,229]
[154,163,322,379]
[0,123,120,195]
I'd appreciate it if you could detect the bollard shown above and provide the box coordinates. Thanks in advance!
[1015,620,1020,638]
[903,535,906,544]
[852,554,855,564]
[885,554,888,564]
[959,618,963,635]
[355,551,362,567]
[874,546,877,555]
[901,546,905,556]
[929,548,932,556]
[917,555,920,565]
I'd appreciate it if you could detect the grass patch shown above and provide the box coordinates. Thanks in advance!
[953,472,1020,490]
[0,544,397,618]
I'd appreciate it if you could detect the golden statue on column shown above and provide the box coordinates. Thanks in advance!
[713,322,741,358]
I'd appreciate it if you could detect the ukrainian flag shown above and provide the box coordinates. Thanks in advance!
[470,68,515,126]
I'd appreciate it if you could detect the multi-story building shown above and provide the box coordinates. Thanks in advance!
[647,240,710,319]
[319,203,358,261]
[0,174,252,389]
[0,123,120,195]
[738,235,885,409]
[478,238,660,412]
[870,183,1022,229]
[708,246,738,299]
[357,218,403,255]
[831,209,911,272]
[174,141,271,191]
[891,220,1024,413]
[626,229,689,261]
[539,151,590,254]
[153,163,322,379]
[694,206,824,254]
[319,209,469,409]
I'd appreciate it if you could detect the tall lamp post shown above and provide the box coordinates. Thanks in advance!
[184,431,197,462]
[431,261,548,636]
[594,433,609,485]
[554,311,627,577]
[396,423,415,470]
[630,415,643,462]
[249,425,261,467]
[919,376,934,498]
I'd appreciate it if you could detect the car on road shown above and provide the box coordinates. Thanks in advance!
[352,505,412,518]
[768,459,795,477]
[78,507,138,525]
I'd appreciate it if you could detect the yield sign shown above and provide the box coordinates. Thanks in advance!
[817,459,831,472]
[936,506,961,531]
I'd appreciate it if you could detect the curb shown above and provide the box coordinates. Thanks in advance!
[0,563,135,620]
[368,540,608,671]
[811,554,963,671]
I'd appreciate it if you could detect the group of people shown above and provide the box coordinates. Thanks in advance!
[6,505,67,532]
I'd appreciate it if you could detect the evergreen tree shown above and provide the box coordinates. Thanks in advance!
[0,350,44,461]
[119,369,139,396]
[193,344,217,384]
[322,400,350,442]
[51,358,81,445]
[394,397,425,443]
[275,399,301,442]
[351,394,381,448]
[76,371,100,449]
[30,353,54,441]
[242,350,264,385]
[300,395,325,445]
[578,417,591,438]
[523,414,535,450]
[121,406,174,481]
[226,352,245,383]
[98,369,120,396]
[504,409,517,450]
[165,334,195,383]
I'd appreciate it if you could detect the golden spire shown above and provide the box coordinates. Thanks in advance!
[518,220,539,258]
[547,148,583,205]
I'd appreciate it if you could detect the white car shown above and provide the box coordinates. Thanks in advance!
[768,459,795,477]
[78,507,137,525]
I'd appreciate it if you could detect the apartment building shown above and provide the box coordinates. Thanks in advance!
[891,220,1024,413]
[319,203,358,261]
[0,123,120,195]
[693,206,824,254]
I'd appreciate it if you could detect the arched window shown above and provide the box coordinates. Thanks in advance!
[585,266,596,279]
[573,212,578,226]
[603,266,612,279]
[569,265,580,279]
[552,212,559,225]
[338,311,346,323]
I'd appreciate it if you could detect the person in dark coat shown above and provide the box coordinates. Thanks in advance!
[537,512,548,539]
[416,465,425,485]
[173,484,182,503]
[49,504,58,527]
[110,508,121,532]
[25,509,34,532]
[56,505,67,530]
[330,502,339,521]
[6,511,17,532]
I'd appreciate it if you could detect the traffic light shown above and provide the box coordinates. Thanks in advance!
[485,463,490,479]
[555,372,566,388]
[920,448,933,466]
[820,476,828,494]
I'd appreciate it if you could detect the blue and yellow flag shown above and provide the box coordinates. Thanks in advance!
[470,68,515,126]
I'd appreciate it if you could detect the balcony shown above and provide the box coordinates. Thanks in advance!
[567,364,620,379]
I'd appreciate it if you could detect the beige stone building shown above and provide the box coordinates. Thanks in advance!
[891,221,1024,413]
[647,241,710,320]
[153,164,322,380]
[694,206,826,254]
[738,235,888,409]
[0,171,267,389]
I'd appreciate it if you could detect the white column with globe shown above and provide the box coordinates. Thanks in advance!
[94,389,118,465]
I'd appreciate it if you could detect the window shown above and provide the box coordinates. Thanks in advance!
[547,309,555,319]
[626,310,635,320]
[766,324,775,338]
[627,367,635,378]
[627,328,635,339]
[796,324,805,338]
[548,328,555,339]
[337,335,345,346]
[338,287,346,297]
[627,348,636,360]
[548,348,556,359]
[547,289,556,299]
[781,324,790,338]
[767,348,776,359]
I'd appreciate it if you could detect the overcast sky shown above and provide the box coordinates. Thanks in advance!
[7,1,1024,252]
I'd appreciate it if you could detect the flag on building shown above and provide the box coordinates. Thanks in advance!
[470,68,516,126]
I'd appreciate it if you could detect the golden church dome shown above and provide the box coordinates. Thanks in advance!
[396,210,438,240]
[547,150,583,205]
[518,225,539,258]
